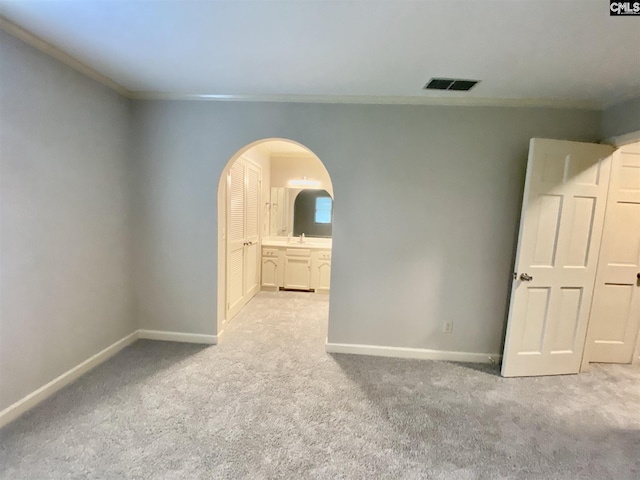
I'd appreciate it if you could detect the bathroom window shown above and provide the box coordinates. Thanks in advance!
[315,197,332,224]
[293,189,332,237]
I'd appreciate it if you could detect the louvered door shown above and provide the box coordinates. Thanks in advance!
[244,162,261,299]
[226,157,261,320]
[227,160,246,319]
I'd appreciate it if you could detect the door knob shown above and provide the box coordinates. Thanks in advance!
[520,273,533,282]
[637,272,640,280]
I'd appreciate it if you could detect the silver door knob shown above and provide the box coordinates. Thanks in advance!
[520,273,533,281]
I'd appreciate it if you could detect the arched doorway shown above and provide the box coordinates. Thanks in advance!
[216,138,334,340]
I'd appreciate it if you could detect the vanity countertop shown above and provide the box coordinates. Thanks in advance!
[262,237,332,249]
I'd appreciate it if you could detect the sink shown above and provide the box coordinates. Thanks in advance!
[262,237,331,249]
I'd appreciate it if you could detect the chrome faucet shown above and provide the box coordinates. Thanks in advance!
[299,233,305,243]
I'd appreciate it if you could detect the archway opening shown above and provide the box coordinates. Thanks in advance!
[216,138,334,342]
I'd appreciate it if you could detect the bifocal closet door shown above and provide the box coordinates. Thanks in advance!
[244,161,261,300]
[227,160,247,319]
[502,139,614,377]
[226,157,261,320]
[585,142,640,365]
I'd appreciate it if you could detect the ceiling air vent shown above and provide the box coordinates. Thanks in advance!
[424,78,479,92]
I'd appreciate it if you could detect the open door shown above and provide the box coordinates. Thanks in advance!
[502,138,614,377]
[583,142,640,365]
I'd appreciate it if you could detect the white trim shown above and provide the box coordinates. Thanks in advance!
[0,16,620,110]
[130,91,600,110]
[601,87,640,110]
[0,331,138,428]
[137,329,218,345]
[602,129,640,147]
[325,342,501,364]
[0,16,130,97]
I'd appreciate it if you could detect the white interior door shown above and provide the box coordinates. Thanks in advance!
[227,160,246,319]
[244,162,261,299]
[502,138,614,377]
[584,142,640,365]
[226,157,261,320]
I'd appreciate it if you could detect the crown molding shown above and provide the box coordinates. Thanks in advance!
[0,15,130,97]
[130,91,601,110]
[601,87,640,110]
[602,129,640,147]
[1,15,610,111]
[253,144,315,158]
[268,152,317,159]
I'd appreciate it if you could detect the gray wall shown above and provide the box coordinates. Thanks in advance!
[0,31,134,409]
[600,96,640,139]
[131,100,601,355]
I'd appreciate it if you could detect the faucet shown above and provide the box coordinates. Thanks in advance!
[299,233,305,244]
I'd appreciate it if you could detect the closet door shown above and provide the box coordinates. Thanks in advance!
[502,139,614,377]
[226,157,261,320]
[227,160,247,319]
[585,142,640,365]
[244,162,261,299]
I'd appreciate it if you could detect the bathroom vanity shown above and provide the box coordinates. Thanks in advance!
[261,238,332,293]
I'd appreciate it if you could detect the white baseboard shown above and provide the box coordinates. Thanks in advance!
[0,328,221,428]
[137,329,218,345]
[325,342,501,364]
[0,331,138,429]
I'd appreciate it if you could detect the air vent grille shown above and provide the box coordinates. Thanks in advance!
[424,78,479,92]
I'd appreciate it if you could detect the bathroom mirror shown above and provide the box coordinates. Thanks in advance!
[269,187,333,238]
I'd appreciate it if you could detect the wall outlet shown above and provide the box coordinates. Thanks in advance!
[443,321,453,334]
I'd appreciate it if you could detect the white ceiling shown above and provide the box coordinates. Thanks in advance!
[255,140,313,156]
[1,0,639,107]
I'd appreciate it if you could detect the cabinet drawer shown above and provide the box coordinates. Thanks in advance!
[262,248,280,257]
[317,251,331,260]
[286,248,311,257]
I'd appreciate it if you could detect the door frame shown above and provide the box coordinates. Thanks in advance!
[216,137,334,341]
[218,152,263,334]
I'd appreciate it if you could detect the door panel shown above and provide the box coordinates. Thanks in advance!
[585,143,640,364]
[531,195,562,266]
[227,161,246,318]
[564,197,596,267]
[552,287,583,353]
[226,157,261,320]
[502,139,614,377]
[317,260,331,291]
[284,257,311,290]
[261,257,279,288]
[244,163,261,298]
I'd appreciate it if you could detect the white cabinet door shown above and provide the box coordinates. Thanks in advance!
[585,142,640,365]
[284,249,311,290]
[261,257,279,289]
[316,259,331,292]
[311,250,331,292]
[502,139,614,377]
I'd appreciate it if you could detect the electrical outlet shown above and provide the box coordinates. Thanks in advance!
[443,321,453,334]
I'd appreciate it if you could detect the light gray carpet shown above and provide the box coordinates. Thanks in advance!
[1,291,639,479]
